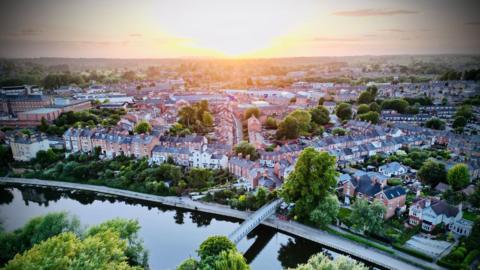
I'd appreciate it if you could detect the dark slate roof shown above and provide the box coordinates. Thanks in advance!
[431,200,459,218]
[355,175,382,197]
[383,186,406,200]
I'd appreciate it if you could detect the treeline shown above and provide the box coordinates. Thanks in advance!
[439,69,480,81]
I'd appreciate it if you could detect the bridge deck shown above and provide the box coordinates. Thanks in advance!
[228,198,283,244]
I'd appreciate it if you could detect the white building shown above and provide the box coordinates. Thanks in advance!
[190,148,228,169]
[9,133,50,161]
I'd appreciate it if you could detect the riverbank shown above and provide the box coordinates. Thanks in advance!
[0,177,442,270]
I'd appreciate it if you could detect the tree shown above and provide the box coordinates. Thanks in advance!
[86,218,148,267]
[447,163,470,191]
[234,141,259,160]
[202,111,214,127]
[244,107,260,120]
[288,110,311,134]
[455,105,473,120]
[213,250,250,270]
[35,149,60,167]
[38,117,49,132]
[425,118,445,130]
[276,116,299,140]
[121,70,137,82]
[469,183,480,208]
[356,104,370,115]
[134,121,152,134]
[309,194,339,228]
[357,111,379,124]
[281,148,337,220]
[335,103,352,121]
[357,92,373,104]
[381,99,409,114]
[179,106,197,128]
[310,106,330,125]
[265,116,277,129]
[416,159,446,186]
[187,168,213,189]
[453,116,467,128]
[466,218,480,251]
[332,128,346,136]
[0,212,80,266]
[197,236,236,260]
[4,231,140,270]
[289,252,368,270]
[369,102,380,112]
[349,199,386,233]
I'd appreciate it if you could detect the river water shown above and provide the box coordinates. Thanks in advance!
[0,185,374,270]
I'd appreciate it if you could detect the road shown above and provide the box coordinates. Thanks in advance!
[1,177,443,270]
[232,113,243,144]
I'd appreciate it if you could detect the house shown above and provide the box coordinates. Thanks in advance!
[8,133,50,161]
[409,197,466,233]
[190,147,228,169]
[150,145,190,166]
[340,170,406,219]
[378,162,409,177]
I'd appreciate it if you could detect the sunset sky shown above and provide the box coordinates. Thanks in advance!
[0,0,479,58]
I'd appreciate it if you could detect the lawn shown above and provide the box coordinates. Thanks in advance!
[463,211,478,222]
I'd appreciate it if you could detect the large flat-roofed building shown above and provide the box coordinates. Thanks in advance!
[17,108,63,122]
[0,94,52,114]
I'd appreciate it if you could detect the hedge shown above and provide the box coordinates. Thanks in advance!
[326,228,394,254]
[392,243,434,262]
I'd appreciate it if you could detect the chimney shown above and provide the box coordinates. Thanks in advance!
[425,198,431,208]
[246,154,251,160]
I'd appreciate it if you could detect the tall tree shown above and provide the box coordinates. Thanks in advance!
[234,141,259,160]
[335,103,352,121]
[290,252,368,270]
[134,121,152,134]
[417,159,446,186]
[276,116,300,140]
[447,163,470,190]
[349,199,386,233]
[244,107,260,120]
[310,106,330,125]
[281,148,337,220]
[309,194,339,228]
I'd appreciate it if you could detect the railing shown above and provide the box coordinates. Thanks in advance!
[228,198,283,244]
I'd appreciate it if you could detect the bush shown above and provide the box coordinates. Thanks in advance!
[387,178,402,186]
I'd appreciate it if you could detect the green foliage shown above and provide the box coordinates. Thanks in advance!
[0,212,80,266]
[276,116,300,140]
[453,116,467,129]
[387,178,402,186]
[281,148,337,220]
[356,104,370,115]
[357,111,379,124]
[265,116,277,129]
[349,199,386,234]
[169,123,192,136]
[335,103,352,121]
[177,236,249,270]
[178,100,212,134]
[288,110,312,134]
[289,252,368,270]
[310,106,330,125]
[186,168,214,189]
[391,243,434,262]
[134,121,152,134]
[0,145,13,175]
[4,231,141,270]
[86,218,148,267]
[244,107,260,120]
[309,194,339,228]
[455,105,473,120]
[466,218,480,251]
[197,236,236,260]
[425,118,446,130]
[338,208,353,227]
[332,128,346,136]
[234,141,259,161]
[357,86,378,105]
[369,102,380,112]
[42,73,85,89]
[447,163,470,190]
[417,159,447,186]
[381,98,410,114]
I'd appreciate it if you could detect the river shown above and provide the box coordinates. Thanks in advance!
[0,185,369,270]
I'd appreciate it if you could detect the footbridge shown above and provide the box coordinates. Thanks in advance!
[228,198,283,244]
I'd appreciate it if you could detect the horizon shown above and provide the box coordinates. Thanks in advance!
[1,0,480,58]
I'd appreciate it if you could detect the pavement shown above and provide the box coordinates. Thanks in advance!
[405,235,453,257]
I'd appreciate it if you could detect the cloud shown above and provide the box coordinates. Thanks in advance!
[333,9,418,17]
[465,21,480,26]
[380,28,406,33]
[2,27,43,37]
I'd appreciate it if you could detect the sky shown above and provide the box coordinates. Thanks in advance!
[0,0,479,58]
